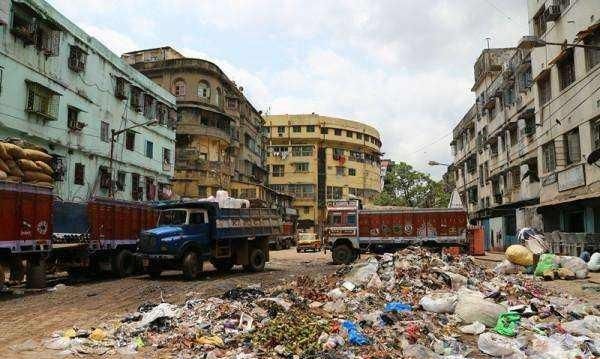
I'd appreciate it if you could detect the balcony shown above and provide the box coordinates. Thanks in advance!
[176,123,231,144]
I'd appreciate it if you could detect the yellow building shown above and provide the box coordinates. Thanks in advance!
[266,114,382,232]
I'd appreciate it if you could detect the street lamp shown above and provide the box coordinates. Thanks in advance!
[108,119,159,198]
[428,160,452,167]
[517,35,600,51]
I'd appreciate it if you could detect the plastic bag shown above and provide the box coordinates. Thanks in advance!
[505,245,534,266]
[528,334,571,359]
[345,259,379,286]
[384,301,412,313]
[494,259,523,275]
[534,253,558,276]
[459,321,485,335]
[455,289,506,327]
[342,320,369,346]
[493,312,521,337]
[587,252,600,272]
[559,256,588,279]
[419,292,457,314]
[477,332,525,358]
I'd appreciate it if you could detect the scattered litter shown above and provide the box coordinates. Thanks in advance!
[459,321,485,335]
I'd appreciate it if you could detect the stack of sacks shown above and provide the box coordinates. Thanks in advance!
[0,141,54,187]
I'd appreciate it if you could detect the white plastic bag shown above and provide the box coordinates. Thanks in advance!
[419,292,457,314]
[588,252,600,272]
[345,259,379,286]
[477,332,525,358]
[459,321,485,335]
[494,259,523,275]
[560,256,588,279]
[455,289,506,327]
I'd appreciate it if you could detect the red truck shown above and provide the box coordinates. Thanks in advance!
[325,199,468,264]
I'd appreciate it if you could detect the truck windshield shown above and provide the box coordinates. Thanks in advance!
[158,210,188,226]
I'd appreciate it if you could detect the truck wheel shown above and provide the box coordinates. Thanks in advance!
[9,258,26,283]
[244,248,266,272]
[182,252,202,280]
[332,244,354,265]
[147,262,162,279]
[26,260,46,289]
[211,259,234,272]
[111,249,135,278]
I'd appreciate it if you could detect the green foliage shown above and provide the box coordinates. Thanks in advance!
[374,162,451,208]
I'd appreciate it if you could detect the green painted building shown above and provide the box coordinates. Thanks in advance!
[0,0,176,202]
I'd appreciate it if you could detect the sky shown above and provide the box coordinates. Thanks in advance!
[48,0,530,179]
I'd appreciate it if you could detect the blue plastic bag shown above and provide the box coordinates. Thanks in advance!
[384,301,412,313]
[342,320,369,346]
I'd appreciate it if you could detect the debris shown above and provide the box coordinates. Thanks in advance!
[384,301,412,313]
[419,292,457,313]
[455,288,506,327]
[494,312,521,337]
[342,320,369,346]
[556,267,576,280]
[195,335,224,347]
[494,259,523,275]
[535,253,559,276]
[560,256,589,279]
[459,321,485,335]
[588,252,600,271]
[477,332,525,358]
[89,328,107,341]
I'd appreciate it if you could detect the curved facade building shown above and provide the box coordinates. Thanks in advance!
[266,114,382,232]
[123,47,266,198]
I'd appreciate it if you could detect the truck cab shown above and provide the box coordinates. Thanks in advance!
[138,201,276,280]
[325,199,361,264]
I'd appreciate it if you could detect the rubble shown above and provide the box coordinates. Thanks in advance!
[38,247,600,358]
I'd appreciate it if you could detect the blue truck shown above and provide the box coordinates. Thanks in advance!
[137,201,281,280]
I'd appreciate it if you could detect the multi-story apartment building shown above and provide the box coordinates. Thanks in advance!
[266,114,382,232]
[527,0,600,234]
[0,0,176,202]
[123,47,267,200]
[452,0,600,249]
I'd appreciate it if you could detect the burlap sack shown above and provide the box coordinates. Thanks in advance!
[3,143,26,159]
[0,143,9,159]
[17,159,40,172]
[24,148,52,163]
[6,176,22,182]
[23,171,53,183]
[0,170,7,180]
[35,161,53,175]
[0,158,10,173]
[6,159,24,177]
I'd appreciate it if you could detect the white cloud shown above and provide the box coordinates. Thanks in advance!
[79,24,139,55]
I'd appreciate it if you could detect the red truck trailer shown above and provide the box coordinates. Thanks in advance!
[325,199,468,264]
[0,181,53,288]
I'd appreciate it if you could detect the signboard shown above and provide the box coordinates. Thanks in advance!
[558,164,585,192]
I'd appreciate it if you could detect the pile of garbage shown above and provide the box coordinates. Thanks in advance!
[0,139,54,186]
[39,247,600,358]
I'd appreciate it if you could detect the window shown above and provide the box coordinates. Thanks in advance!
[115,76,128,100]
[10,6,37,45]
[335,166,345,176]
[538,72,551,106]
[130,86,142,112]
[277,126,285,134]
[294,162,309,172]
[292,146,313,157]
[303,207,310,215]
[348,168,356,176]
[100,121,109,142]
[287,184,315,198]
[125,131,135,151]
[68,45,86,72]
[346,131,353,138]
[163,147,171,164]
[564,128,581,165]
[272,164,284,177]
[189,212,206,225]
[145,176,155,201]
[306,125,315,132]
[347,213,357,225]
[25,81,59,120]
[143,94,155,118]
[320,127,328,134]
[542,141,556,172]
[67,106,82,131]
[585,30,600,70]
[74,163,84,185]
[116,171,126,191]
[593,119,600,151]
[533,7,546,37]
[333,148,345,159]
[131,173,141,200]
[197,81,210,100]
[557,49,575,90]
[356,132,362,140]
[334,129,342,136]
[240,188,256,199]
[145,140,154,158]
[327,186,343,199]
[215,87,222,107]
[226,98,237,110]
[197,185,208,198]
[173,80,186,97]
[292,125,301,133]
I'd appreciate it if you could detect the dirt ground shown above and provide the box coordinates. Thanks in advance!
[1,250,598,358]
[0,248,336,358]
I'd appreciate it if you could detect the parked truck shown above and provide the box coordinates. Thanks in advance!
[325,199,468,264]
[269,208,298,250]
[137,201,281,280]
[0,181,53,288]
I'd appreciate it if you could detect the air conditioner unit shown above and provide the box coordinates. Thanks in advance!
[545,3,561,22]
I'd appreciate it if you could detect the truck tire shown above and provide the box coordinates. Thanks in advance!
[147,262,162,279]
[332,244,354,265]
[182,252,202,280]
[211,259,234,272]
[26,260,46,289]
[244,248,266,272]
[111,249,135,278]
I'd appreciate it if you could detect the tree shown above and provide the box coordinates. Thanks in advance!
[375,161,450,208]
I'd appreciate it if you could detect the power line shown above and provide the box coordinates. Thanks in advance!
[483,0,513,21]
[406,131,454,155]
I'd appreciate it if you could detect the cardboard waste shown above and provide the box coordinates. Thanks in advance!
[33,247,600,358]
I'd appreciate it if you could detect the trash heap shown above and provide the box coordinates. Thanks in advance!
[41,247,600,358]
[0,139,54,186]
